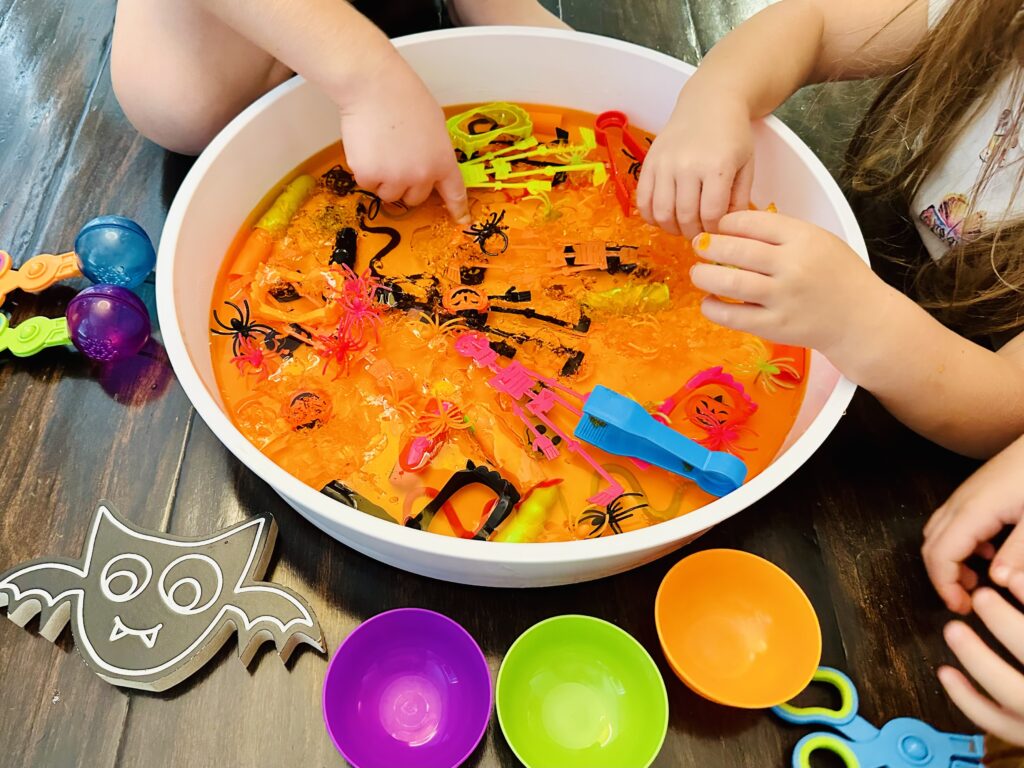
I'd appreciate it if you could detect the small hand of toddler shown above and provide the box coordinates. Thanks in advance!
[923,435,1024,613]
[636,97,754,238]
[938,588,1024,747]
[922,435,1024,746]
[339,53,469,224]
[687,211,881,356]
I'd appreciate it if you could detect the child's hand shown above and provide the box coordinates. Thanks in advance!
[688,211,880,356]
[922,436,1024,614]
[339,54,469,224]
[939,585,1024,746]
[637,97,754,238]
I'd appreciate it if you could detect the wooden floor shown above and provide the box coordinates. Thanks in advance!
[0,1,986,766]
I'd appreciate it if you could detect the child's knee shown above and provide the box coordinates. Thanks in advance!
[110,5,225,154]
[111,64,227,155]
[110,0,290,155]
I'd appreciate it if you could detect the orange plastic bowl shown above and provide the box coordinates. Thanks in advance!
[655,549,821,708]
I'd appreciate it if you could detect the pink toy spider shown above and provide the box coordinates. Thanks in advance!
[230,335,276,381]
[454,332,625,506]
[332,265,386,342]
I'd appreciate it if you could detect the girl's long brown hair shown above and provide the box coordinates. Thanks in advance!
[845,0,1024,337]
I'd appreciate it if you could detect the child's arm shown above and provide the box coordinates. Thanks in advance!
[448,0,570,29]
[690,211,1024,458]
[638,0,929,237]
[195,0,469,221]
[920,438,1024,745]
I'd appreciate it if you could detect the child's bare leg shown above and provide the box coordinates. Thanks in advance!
[112,0,293,155]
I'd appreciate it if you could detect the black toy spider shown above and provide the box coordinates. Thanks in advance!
[211,300,277,356]
[464,210,510,257]
[322,165,383,219]
[623,139,652,181]
[623,148,643,181]
[577,492,650,538]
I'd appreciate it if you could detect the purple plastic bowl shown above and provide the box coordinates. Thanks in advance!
[323,609,493,768]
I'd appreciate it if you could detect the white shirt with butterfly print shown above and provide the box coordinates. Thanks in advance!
[912,0,1024,261]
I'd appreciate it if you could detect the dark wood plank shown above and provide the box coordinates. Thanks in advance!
[0,0,116,258]
[0,4,195,766]
[807,395,979,729]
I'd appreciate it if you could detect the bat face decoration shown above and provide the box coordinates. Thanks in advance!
[0,503,323,692]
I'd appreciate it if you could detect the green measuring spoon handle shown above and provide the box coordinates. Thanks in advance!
[0,315,70,357]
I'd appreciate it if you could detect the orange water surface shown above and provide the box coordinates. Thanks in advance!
[210,103,807,543]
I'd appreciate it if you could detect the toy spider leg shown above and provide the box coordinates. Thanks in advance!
[322,165,385,219]
[211,300,277,355]
[463,210,510,257]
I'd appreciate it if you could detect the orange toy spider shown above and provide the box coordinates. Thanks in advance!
[412,312,468,346]
[734,339,803,395]
[412,398,471,440]
[397,398,472,473]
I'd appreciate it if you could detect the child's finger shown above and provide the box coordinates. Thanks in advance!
[938,665,1024,745]
[991,522,1024,587]
[922,533,974,613]
[402,182,435,209]
[699,173,733,234]
[729,160,754,212]
[692,232,774,274]
[636,164,655,224]
[958,564,979,593]
[938,582,972,615]
[376,182,407,204]
[923,504,953,539]
[437,167,470,225]
[717,209,795,244]
[675,178,702,238]
[973,588,1024,664]
[945,621,1024,714]
[652,175,682,236]
[923,506,1006,608]
[1010,571,1024,604]
[690,263,772,305]
[700,296,770,336]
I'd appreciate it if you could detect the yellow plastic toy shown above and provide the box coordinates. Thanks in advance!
[457,125,605,190]
[446,102,534,158]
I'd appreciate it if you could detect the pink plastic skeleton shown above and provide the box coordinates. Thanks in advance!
[454,332,625,505]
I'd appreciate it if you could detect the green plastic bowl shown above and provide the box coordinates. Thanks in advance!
[496,615,668,768]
